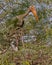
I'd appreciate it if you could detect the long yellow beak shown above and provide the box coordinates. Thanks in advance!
[30,6,39,21]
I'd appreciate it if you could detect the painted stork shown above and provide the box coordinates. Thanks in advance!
[11,5,39,51]
[0,5,39,54]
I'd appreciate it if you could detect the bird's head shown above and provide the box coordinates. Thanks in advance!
[29,5,39,21]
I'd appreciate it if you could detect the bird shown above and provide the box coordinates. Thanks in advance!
[0,5,39,54]
[8,5,39,51]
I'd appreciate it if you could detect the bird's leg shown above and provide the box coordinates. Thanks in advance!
[14,33,20,51]
[21,29,24,48]
[10,33,19,51]
[19,28,24,48]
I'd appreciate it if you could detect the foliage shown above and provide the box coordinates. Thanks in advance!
[0,0,52,65]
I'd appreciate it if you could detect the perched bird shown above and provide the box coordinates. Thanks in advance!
[0,5,39,54]
[8,5,39,51]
